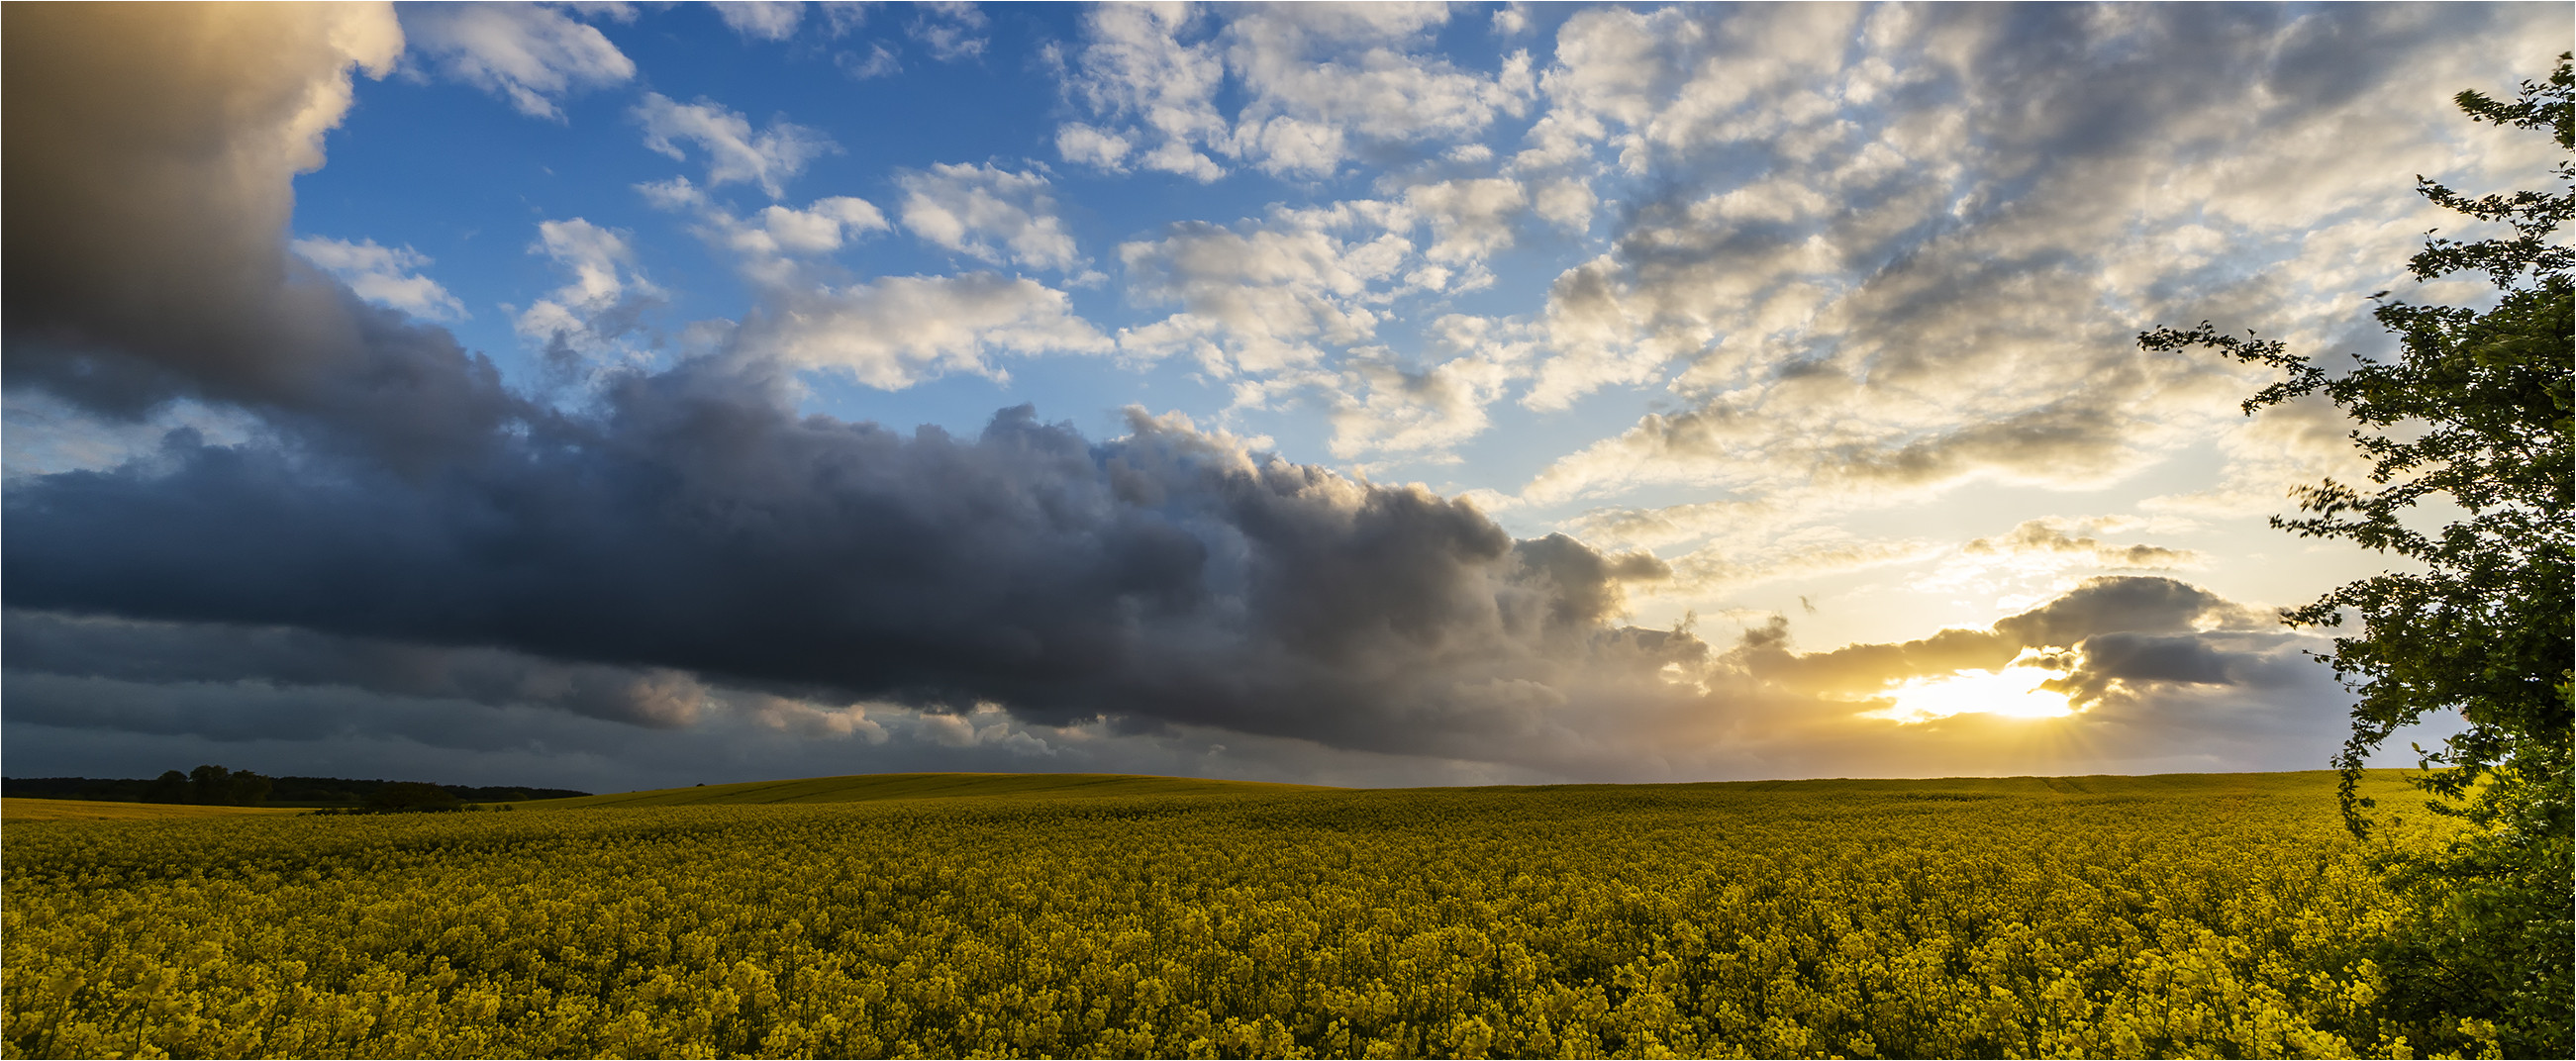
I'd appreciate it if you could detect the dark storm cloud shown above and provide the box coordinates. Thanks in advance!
[3,610,710,727]
[2042,628,2321,709]
[1992,575,2270,648]
[1731,575,2282,701]
[2,365,1697,757]
[0,5,527,474]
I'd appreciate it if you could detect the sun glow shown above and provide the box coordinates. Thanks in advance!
[1867,664,2076,724]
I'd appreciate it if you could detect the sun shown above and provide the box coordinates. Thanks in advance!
[1866,662,2075,724]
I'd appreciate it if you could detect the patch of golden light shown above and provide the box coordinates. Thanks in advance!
[1866,665,2075,724]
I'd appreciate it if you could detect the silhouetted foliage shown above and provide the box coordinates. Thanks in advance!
[3,774,586,805]
[2141,53,2573,1057]
[364,782,463,813]
[184,764,272,807]
[143,770,189,804]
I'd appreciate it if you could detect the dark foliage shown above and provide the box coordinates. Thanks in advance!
[2140,54,2573,1056]
[2,773,586,805]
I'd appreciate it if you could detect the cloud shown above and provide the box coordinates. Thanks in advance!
[896,163,1083,272]
[716,1,804,43]
[5,610,709,728]
[2,1,2512,788]
[512,219,662,365]
[1055,124,1133,171]
[3,380,1699,772]
[728,274,1110,388]
[0,2,530,473]
[1052,3,1534,180]
[905,2,990,62]
[291,238,467,321]
[633,179,1079,391]
[636,93,838,199]
[1990,575,2271,649]
[1217,5,1534,178]
[838,43,902,79]
[1502,2,2558,519]
[1323,315,1536,459]
[405,2,636,120]
[1732,575,2287,712]
[1961,518,2197,570]
[1403,177,1528,267]
[1117,205,1412,376]
[639,176,889,286]
[1052,4,1230,182]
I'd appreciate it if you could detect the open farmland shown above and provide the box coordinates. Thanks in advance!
[0,798,305,823]
[520,772,1337,809]
[1,771,2467,1059]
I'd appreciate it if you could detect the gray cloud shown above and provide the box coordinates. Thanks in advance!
[1,4,532,472]
[1992,574,2271,648]
[4,610,710,728]
[1732,575,2279,701]
[1962,519,2197,569]
[2,368,1700,763]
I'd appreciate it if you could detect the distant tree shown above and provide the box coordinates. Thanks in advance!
[142,770,189,804]
[186,764,231,805]
[365,782,463,813]
[177,764,275,806]
[2139,54,2572,1055]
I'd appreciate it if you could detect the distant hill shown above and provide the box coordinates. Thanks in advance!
[0,775,590,806]
[521,772,1338,809]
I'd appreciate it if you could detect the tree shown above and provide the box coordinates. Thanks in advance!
[180,763,272,806]
[186,763,231,805]
[365,782,462,813]
[142,769,189,804]
[2140,55,2572,1055]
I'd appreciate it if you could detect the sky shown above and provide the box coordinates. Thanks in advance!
[2,1,2561,792]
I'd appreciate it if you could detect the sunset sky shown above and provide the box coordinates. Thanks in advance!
[3,1,2561,791]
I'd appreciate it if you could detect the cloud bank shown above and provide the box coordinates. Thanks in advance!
[7,2,2509,789]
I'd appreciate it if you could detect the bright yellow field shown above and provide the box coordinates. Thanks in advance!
[1,771,2466,1059]
[0,798,304,822]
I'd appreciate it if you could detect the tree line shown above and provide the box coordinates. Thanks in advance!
[1,769,588,808]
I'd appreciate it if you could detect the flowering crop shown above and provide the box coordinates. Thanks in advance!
[1,772,2468,1058]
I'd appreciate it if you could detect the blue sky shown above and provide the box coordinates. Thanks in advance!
[2,2,2560,790]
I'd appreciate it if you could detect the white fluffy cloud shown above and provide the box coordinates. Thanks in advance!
[513,218,661,362]
[905,1,990,62]
[405,3,637,121]
[1053,123,1134,171]
[1403,177,1529,267]
[636,93,838,199]
[730,273,1111,389]
[292,237,467,321]
[1054,4,1232,182]
[640,176,889,286]
[1221,4,1534,178]
[1053,3,1534,180]
[1117,205,1413,377]
[896,163,1082,272]
[716,1,803,42]
[1324,315,1536,459]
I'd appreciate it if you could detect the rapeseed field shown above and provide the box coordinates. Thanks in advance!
[1,772,2474,1058]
